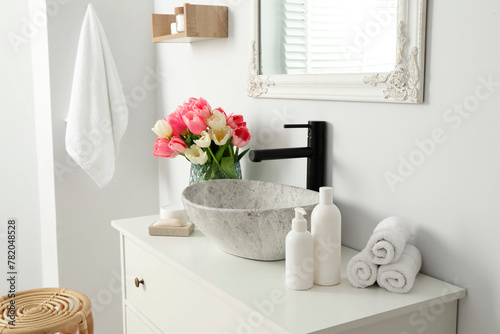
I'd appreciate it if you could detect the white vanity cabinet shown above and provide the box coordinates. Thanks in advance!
[112,215,465,334]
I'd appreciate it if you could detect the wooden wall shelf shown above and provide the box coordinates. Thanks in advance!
[151,3,228,43]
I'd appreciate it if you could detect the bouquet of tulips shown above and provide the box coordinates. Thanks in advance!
[152,97,251,179]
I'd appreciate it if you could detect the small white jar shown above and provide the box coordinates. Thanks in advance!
[174,7,185,32]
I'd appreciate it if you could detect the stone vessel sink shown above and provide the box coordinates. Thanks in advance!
[181,179,319,261]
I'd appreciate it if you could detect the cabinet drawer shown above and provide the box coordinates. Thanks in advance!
[125,306,157,334]
[124,239,273,333]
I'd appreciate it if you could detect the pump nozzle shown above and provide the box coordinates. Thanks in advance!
[292,207,307,232]
[294,207,306,219]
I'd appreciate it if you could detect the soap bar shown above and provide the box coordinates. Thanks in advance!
[154,218,186,227]
[148,221,194,237]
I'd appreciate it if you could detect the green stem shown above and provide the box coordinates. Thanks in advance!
[208,147,219,165]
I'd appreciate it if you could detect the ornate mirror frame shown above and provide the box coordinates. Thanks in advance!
[248,0,428,103]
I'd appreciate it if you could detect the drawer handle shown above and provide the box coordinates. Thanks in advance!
[134,278,144,288]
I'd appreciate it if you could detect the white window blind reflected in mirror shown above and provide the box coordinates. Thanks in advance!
[262,0,398,75]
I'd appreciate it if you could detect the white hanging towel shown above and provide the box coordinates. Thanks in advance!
[65,3,128,188]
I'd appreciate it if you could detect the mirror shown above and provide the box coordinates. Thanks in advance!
[248,0,428,103]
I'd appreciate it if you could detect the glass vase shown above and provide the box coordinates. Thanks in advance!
[189,162,242,185]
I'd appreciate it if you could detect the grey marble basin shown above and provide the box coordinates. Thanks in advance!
[181,179,319,261]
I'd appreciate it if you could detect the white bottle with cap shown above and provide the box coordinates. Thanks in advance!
[311,186,341,286]
[285,207,313,290]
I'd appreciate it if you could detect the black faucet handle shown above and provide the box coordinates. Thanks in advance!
[284,124,310,129]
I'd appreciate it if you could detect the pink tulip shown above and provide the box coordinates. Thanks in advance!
[193,97,211,120]
[232,126,251,148]
[166,112,188,136]
[182,111,207,135]
[171,99,193,123]
[168,136,188,153]
[173,105,187,117]
[184,97,198,112]
[227,114,246,130]
[153,137,178,158]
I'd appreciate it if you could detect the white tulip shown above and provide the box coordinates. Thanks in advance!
[185,144,208,165]
[206,109,227,130]
[152,119,172,138]
[194,131,211,148]
[209,126,232,146]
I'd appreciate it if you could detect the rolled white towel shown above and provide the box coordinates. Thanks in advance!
[377,244,422,294]
[347,250,378,288]
[366,217,411,265]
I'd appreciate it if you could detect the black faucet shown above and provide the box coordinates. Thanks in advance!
[249,121,327,191]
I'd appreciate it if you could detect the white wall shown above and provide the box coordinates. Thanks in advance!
[156,0,500,333]
[47,0,158,332]
[0,0,44,292]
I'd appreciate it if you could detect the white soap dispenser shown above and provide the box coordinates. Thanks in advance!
[285,207,314,290]
[311,186,341,286]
